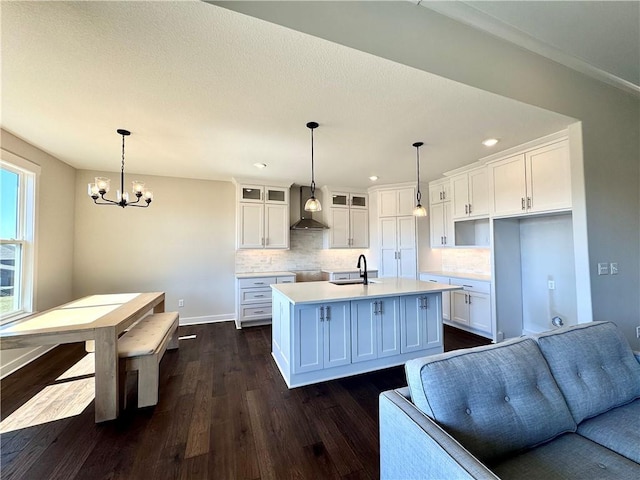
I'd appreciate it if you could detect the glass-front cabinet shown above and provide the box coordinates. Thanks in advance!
[240,185,289,204]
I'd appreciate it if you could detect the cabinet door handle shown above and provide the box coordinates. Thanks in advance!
[326,305,331,321]
[373,301,378,315]
[468,295,472,305]
[465,294,468,304]
[521,198,526,210]
[465,204,468,215]
[419,297,424,309]
[254,310,265,314]
[254,282,265,285]
[424,296,429,309]
[440,191,443,200]
[527,197,531,209]
[254,294,265,298]
[468,204,472,214]
[319,306,324,321]
[378,301,383,315]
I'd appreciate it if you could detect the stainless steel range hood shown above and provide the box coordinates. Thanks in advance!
[291,186,329,230]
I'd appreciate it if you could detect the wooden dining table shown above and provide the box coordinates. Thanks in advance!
[0,292,165,423]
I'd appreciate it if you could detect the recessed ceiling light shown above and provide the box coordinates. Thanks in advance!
[482,138,499,147]
[253,162,267,169]
[369,175,379,181]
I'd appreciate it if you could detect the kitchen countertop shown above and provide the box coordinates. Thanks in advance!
[236,271,296,279]
[421,271,492,282]
[271,278,460,305]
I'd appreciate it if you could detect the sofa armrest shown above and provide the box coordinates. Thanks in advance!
[634,351,640,364]
[379,389,499,480]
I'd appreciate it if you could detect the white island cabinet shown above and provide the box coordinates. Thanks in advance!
[271,278,459,388]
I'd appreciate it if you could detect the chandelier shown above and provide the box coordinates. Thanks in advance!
[88,129,153,208]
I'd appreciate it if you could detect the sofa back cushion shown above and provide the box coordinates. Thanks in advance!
[536,321,640,424]
[405,338,576,463]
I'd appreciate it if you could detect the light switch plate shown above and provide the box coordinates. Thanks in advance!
[597,263,609,275]
[610,263,618,275]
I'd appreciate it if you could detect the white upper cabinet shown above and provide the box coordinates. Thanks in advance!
[235,180,290,249]
[379,215,417,279]
[322,187,369,249]
[429,201,453,247]
[378,187,415,217]
[428,180,451,206]
[451,168,489,220]
[488,140,571,217]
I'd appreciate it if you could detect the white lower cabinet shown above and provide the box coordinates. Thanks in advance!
[449,280,492,336]
[351,297,401,363]
[400,294,442,353]
[293,301,351,373]
[236,273,295,328]
[272,291,445,387]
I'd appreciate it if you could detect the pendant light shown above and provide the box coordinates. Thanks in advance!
[412,141,427,217]
[304,121,322,212]
[88,129,153,208]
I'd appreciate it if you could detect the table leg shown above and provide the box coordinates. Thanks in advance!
[154,299,165,313]
[94,327,119,422]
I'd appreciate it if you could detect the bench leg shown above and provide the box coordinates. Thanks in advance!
[119,359,128,410]
[137,356,160,408]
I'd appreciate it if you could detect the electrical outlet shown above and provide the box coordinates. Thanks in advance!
[178,299,184,308]
[548,280,555,290]
[610,263,618,275]
[597,263,609,275]
[636,326,640,339]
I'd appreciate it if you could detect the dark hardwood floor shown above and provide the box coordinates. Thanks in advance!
[1,323,490,480]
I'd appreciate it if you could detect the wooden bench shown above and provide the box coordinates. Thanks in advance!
[117,311,179,408]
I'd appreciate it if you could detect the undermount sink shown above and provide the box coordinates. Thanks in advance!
[329,279,377,286]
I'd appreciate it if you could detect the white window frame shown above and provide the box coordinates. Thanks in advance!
[1,150,39,324]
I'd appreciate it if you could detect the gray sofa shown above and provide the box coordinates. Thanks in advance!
[379,321,640,479]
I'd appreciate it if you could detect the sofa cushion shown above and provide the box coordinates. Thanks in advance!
[577,398,640,463]
[492,433,640,480]
[405,337,576,463]
[536,321,640,424]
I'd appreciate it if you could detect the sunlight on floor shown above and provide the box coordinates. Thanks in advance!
[0,354,96,433]
[179,334,197,340]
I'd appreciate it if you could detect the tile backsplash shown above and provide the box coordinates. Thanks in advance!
[440,248,491,275]
[235,230,369,274]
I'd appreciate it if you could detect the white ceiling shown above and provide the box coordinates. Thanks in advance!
[2,1,578,189]
[423,1,640,95]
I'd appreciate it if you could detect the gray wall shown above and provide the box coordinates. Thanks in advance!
[214,1,640,346]
[1,129,76,375]
[74,170,236,322]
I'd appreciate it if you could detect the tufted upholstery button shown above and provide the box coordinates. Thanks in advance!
[597,463,606,469]
[577,372,582,378]
[465,408,471,415]
[504,396,510,402]
[601,365,606,370]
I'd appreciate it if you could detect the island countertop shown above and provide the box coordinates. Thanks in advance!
[271,278,461,305]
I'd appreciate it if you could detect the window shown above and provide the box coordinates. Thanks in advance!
[1,153,38,323]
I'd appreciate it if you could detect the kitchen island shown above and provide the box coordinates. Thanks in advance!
[271,278,461,388]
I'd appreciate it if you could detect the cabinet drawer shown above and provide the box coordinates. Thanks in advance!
[420,274,450,285]
[277,276,295,284]
[240,288,272,304]
[238,277,277,288]
[240,304,272,319]
[449,278,490,294]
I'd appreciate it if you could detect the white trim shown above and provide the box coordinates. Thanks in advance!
[0,345,56,379]
[367,181,416,193]
[418,1,640,98]
[179,313,235,326]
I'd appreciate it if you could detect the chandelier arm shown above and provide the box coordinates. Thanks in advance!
[95,194,120,205]
[125,202,150,208]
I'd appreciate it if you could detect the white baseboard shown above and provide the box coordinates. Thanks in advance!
[179,313,235,326]
[1,345,57,379]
